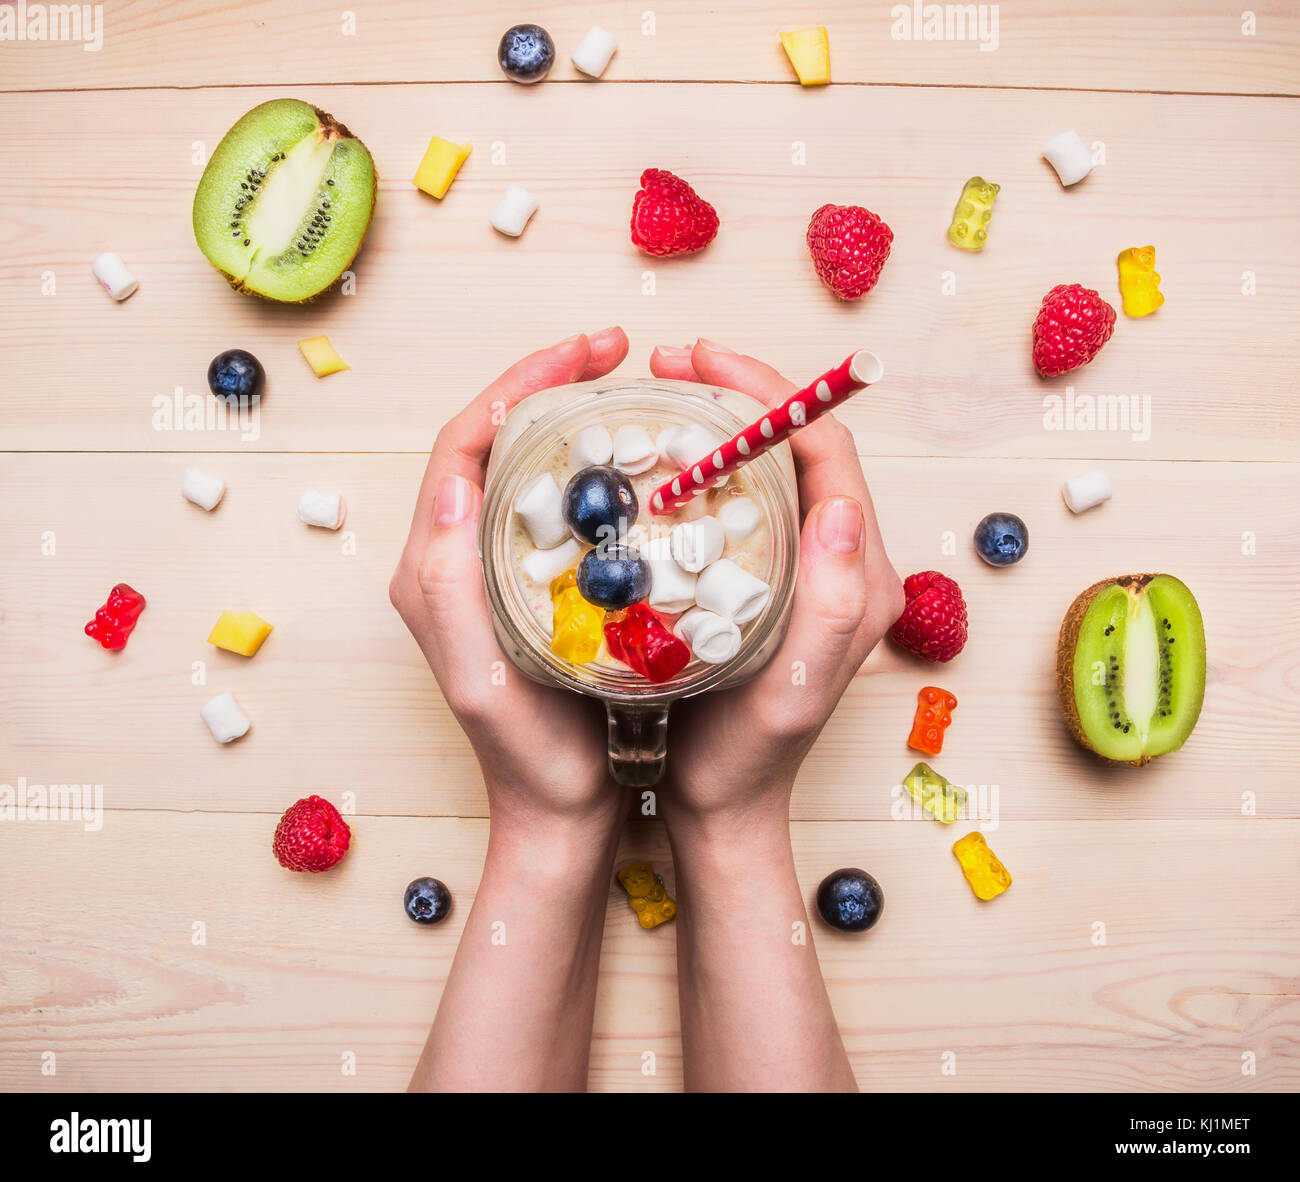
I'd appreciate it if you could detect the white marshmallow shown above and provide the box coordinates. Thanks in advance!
[571,25,618,77]
[522,537,581,584]
[182,466,225,511]
[200,692,250,744]
[695,558,770,624]
[717,496,761,545]
[674,608,742,665]
[640,535,697,613]
[571,425,613,468]
[1042,131,1094,187]
[514,472,569,548]
[491,185,539,236]
[663,423,721,469]
[1061,468,1113,513]
[612,426,658,475]
[670,516,725,573]
[656,426,681,458]
[298,489,346,530]
[91,251,138,301]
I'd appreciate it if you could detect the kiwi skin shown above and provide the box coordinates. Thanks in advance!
[194,100,377,304]
[1055,573,1197,767]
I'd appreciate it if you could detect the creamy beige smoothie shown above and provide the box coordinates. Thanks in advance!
[507,418,774,671]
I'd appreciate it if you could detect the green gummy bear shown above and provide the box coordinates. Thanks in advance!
[903,761,967,824]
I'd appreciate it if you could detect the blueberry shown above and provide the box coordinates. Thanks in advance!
[498,24,555,83]
[577,545,651,610]
[815,868,884,933]
[973,512,1029,566]
[404,877,452,926]
[206,349,265,404]
[563,465,638,545]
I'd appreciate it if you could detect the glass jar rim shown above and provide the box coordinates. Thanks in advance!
[478,379,801,702]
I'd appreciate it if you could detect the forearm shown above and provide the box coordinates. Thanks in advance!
[409,791,625,1092]
[666,793,857,1093]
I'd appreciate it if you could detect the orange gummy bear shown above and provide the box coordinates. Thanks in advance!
[908,686,957,755]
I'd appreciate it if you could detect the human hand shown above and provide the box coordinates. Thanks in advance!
[390,328,631,828]
[648,339,904,826]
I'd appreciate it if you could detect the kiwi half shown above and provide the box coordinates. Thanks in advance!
[193,99,376,302]
[1056,573,1206,765]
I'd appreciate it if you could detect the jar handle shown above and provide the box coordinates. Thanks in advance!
[605,703,670,787]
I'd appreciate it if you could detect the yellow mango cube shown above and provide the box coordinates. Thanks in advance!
[298,336,349,377]
[412,136,472,199]
[207,610,273,657]
[780,27,830,86]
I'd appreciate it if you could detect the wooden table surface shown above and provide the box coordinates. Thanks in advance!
[2,1,1298,1092]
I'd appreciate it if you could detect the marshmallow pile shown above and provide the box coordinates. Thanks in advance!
[512,421,771,672]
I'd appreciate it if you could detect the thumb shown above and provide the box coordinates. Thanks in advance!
[414,474,501,698]
[758,495,869,706]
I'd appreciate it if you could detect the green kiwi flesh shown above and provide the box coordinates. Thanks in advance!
[1056,574,1206,765]
[193,99,376,302]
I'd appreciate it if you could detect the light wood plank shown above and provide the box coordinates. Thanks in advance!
[2,1,1297,95]
[1,84,1297,458]
[0,814,1294,1092]
[2,453,1295,820]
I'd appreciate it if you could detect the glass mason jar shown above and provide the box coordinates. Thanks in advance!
[478,378,800,787]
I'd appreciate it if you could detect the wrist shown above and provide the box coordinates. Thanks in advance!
[485,788,626,885]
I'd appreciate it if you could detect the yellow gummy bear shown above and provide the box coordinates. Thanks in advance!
[779,27,830,86]
[412,136,472,200]
[617,861,677,929]
[207,610,273,657]
[549,568,604,664]
[1116,245,1164,317]
[297,336,349,377]
[947,176,1000,251]
[952,832,1012,901]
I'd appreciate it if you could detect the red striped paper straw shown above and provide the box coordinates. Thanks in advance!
[649,349,884,515]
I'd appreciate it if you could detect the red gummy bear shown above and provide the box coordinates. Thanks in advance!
[908,686,958,756]
[85,583,146,650]
[604,604,690,683]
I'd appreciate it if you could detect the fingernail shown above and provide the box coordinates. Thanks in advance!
[589,325,622,341]
[697,338,737,354]
[654,345,692,358]
[816,496,863,554]
[434,475,472,526]
[557,332,586,346]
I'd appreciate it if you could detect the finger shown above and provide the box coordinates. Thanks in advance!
[649,345,699,382]
[405,327,626,557]
[753,496,872,710]
[408,473,504,701]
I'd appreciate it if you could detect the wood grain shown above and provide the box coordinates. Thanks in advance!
[1,1,1296,95]
[1,83,1298,457]
[2,452,1295,820]
[0,813,1294,1092]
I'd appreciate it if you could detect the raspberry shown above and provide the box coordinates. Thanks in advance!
[890,571,968,663]
[1031,283,1117,377]
[272,795,351,872]
[630,168,718,257]
[806,203,893,300]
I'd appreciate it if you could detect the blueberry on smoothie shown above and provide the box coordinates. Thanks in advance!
[577,545,651,610]
[563,465,638,545]
[815,868,884,933]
